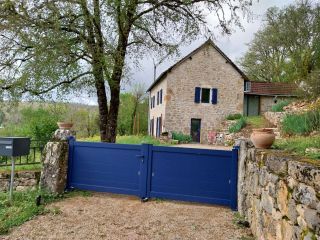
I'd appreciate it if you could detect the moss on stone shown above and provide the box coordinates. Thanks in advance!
[301,228,317,240]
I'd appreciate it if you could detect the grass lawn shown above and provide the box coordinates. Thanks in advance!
[246,116,269,128]
[0,163,42,172]
[0,190,91,235]
[273,135,320,160]
[80,135,170,145]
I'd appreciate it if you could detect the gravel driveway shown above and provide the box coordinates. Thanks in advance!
[3,193,251,240]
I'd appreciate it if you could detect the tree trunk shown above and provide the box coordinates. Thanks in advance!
[105,84,120,142]
[130,99,138,135]
[93,65,109,142]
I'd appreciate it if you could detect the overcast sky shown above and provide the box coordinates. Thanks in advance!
[79,0,296,105]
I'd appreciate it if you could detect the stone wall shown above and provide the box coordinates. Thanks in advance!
[264,111,286,127]
[0,170,40,192]
[237,140,320,240]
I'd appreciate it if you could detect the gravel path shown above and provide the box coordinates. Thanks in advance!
[3,193,251,240]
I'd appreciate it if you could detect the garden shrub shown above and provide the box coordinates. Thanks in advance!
[228,117,247,133]
[271,100,291,112]
[282,110,320,135]
[226,113,243,120]
[172,132,192,143]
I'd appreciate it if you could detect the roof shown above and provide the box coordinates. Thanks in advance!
[245,81,298,96]
[147,39,249,92]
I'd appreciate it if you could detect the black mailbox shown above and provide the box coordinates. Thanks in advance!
[0,137,31,157]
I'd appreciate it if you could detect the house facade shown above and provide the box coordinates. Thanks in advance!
[148,40,246,143]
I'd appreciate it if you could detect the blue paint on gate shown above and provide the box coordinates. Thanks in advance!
[67,139,239,210]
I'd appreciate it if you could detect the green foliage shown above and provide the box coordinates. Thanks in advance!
[282,110,320,135]
[80,135,168,146]
[239,1,320,97]
[21,107,61,141]
[271,100,291,112]
[226,113,242,120]
[0,189,91,234]
[117,93,148,136]
[273,136,320,160]
[246,116,267,128]
[0,106,61,141]
[228,117,247,133]
[172,132,192,143]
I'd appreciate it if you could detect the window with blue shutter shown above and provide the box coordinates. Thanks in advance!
[153,96,155,108]
[157,91,159,105]
[160,89,163,104]
[211,88,218,104]
[194,87,201,103]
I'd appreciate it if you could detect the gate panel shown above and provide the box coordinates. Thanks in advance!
[68,141,142,196]
[148,146,236,207]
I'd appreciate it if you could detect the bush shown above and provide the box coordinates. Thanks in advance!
[271,100,291,112]
[172,132,192,143]
[282,110,320,135]
[228,117,247,133]
[226,113,243,120]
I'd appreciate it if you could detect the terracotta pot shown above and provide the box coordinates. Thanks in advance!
[57,122,73,130]
[250,128,275,149]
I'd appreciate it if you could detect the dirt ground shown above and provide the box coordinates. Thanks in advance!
[2,193,252,240]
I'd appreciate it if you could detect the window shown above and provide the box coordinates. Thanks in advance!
[194,87,218,104]
[153,96,155,108]
[157,91,159,105]
[201,88,210,103]
[244,81,251,92]
[160,89,163,104]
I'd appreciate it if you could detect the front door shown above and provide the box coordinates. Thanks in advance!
[191,119,201,143]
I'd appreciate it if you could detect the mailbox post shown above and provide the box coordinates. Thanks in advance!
[0,137,30,202]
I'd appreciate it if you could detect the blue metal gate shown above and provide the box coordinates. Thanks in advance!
[67,138,239,210]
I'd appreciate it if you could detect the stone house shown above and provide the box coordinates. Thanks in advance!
[147,39,247,143]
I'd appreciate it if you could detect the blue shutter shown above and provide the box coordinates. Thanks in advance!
[157,91,159,105]
[194,87,201,103]
[160,89,163,104]
[211,88,218,104]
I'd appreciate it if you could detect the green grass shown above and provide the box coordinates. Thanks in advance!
[172,132,192,143]
[0,164,42,172]
[0,190,91,235]
[229,117,247,133]
[226,113,243,120]
[273,135,320,160]
[271,100,291,112]
[246,116,266,128]
[282,110,320,135]
[80,135,168,145]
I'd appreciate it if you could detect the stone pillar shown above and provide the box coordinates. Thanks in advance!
[39,129,75,194]
[235,139,254,215]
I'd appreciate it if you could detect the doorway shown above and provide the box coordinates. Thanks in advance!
[191,119,201,143]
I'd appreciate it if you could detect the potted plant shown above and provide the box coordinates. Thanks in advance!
[250,128,275,149]
[57,116,74,130]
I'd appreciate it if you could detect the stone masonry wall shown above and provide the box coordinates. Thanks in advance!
[237,140,320,240]
[0,170,40,192]
[165,42,244,143]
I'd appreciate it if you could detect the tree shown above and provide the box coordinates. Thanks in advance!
[0,0,253,142]
[130,83,146,135]
[239,1,320,91]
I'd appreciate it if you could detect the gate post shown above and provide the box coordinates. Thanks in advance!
[140,144,152,200]
[230,146,239,211]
